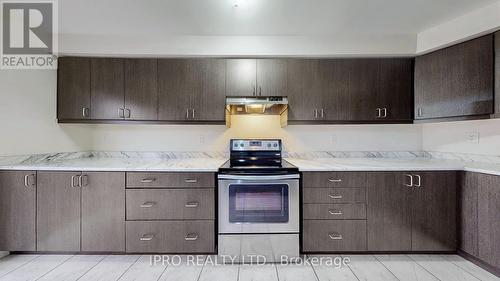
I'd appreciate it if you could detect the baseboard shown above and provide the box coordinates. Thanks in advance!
[457,250,500,278]
[0,251,9,259]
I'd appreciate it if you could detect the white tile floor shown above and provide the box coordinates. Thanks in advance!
[0,254,497,281]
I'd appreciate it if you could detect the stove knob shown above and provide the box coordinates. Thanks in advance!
[273,143,278,147]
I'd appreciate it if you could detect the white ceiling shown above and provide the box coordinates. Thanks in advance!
[59,0,497,36]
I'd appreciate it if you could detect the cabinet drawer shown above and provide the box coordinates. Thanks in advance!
[303,204,366,220]
[303,220,367,252]
[126,221,214,253]
[126,172,214,188]
[303,172,366,188]
[303,188,366,203]
[126,189,214,220]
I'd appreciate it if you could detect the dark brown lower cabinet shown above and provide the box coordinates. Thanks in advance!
[411,172,457,251]
[0,171,37,251]
[81,172,125,252]
[367,172,412,251]
[478,173,500,268]
[459,172,479,256]
[126,221,214,253]
[303,220,367,252]
[37,171,82,252]
[367,171,457,252]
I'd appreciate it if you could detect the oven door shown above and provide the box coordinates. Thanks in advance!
[218,174,299,234]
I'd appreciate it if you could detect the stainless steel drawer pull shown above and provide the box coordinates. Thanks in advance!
[185,233,199,241]
[328,179,342,183]
[185,202,199,208]
[328,233,343,240]
[70,175,79,188]
[184,178,198,183]
[328,209,343,215]
[328,194,343,199]
[140,178,156,183]
[24,174,30,187]
[140,202,156,208]
[140,234,154,241]
[404,174,413,187]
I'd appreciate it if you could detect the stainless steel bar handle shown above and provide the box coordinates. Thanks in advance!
[404,174,413,187]
[314,109,318,119]
[258,86,262,96]
[218,174,300,181]
[329,209,343,215]
[140,234,154,241]
[414,174,422,187]
[321,109,325,119]
[125,108,131,118]
[418,108,423,117]
[78,174,88,187]
[184,178,198,183]
[328,194,343,199]
[82,107,87,118]
[382,108,388,118]
[186,109,190,119]
[191,109,195,119]
[328,233,343,240]
[185,202,199,208]
[185,233,199,241]
[141,178,156,183]
[24,174,30,187]
[71,175,78,188]
[140,202,156,208]
[376,108,381,118]
[328,178,342,183]
[119,108,125,118]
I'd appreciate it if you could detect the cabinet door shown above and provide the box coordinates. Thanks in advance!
[124,59,158,120]
[495,32,500,115]
[478,173,500,268]
[81,172,125,252]
[415,35,493,119]
[321,60,350,121]
[57,57,91,120]
[411,172,457,251]
[91,58,125,120]
[256,59,287,97]
[226,59,257,96]
[190,59,226,121]
[286,59,324,121]
[37,171,81,251]
[378,58,413,121]
[367,172,411,251]
[0,171,36,251]
[347,59,380,121]
[458,172,478,256]
[157,59,195,121]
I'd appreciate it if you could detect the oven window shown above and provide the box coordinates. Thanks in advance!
[229,184,289,223]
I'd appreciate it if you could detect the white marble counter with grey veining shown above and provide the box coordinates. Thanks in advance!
[1,151,500,176]
[0,152,228,172]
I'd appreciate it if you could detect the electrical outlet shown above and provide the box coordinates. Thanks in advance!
[466,132,480,144]
[330,135,337,145]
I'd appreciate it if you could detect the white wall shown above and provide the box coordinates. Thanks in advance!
[0,70,422,156]
[417,0,500,54]
[422,119,500,155]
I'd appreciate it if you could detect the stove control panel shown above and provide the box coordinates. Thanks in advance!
[231,139,281,151]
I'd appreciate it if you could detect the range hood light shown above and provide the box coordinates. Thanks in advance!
[244,104,266,114]
[225,96,289,128]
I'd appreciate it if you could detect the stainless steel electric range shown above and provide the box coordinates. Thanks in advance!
[217,139,300,263]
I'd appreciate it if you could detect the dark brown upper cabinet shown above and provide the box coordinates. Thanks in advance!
[158,59,226,122]
[57,57,91,120]
[91,58,125,120]
[226,59,287,97]
[124,59,158,120]
[495,31,500,117]
[415,35,494,121]
[378,58,413,121]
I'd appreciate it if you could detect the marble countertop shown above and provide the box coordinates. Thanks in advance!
[285,157,500,176]
[1,151,500,176]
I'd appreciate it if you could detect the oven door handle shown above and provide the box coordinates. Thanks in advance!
[218,174,300,181]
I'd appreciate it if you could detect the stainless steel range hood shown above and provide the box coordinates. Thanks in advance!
[225,96,289,127]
